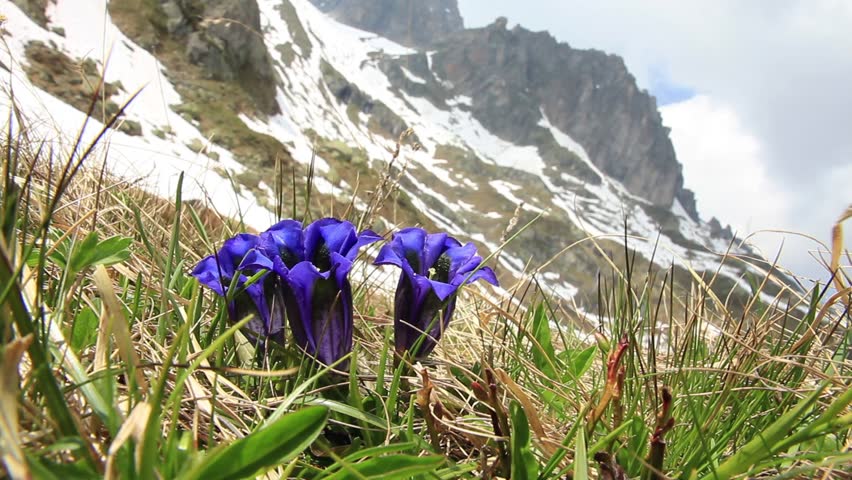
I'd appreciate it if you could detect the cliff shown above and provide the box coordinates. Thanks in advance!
[309,6,700,219]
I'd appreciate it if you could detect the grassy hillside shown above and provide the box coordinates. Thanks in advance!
[0,79,850,480]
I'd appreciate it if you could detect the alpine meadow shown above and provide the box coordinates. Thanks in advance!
[0,1,849,479]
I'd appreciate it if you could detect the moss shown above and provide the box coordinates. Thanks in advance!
[185,138,205,153]
[186,137,220,161]
[316,139,370,173]
[365,101,410,141]
[172,103,201,124]
[346,102,361,125]
[434,144,476,165]
[236,169,261,190]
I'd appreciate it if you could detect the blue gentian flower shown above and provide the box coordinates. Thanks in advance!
[192,234,285,343]
[374,228,498,359]
[242,218,381,367]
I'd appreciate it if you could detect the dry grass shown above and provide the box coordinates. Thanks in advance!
[1,88,849,478]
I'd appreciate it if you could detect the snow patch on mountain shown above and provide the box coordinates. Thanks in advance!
[261,0,763,295]
[400,66,427,85]
[0,0,786,318]
[0,0,276,228]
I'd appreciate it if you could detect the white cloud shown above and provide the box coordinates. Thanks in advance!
[660,96,822,280]
[660,95,789,234]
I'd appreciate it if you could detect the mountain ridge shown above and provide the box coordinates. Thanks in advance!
[305,1,700,220]
[0,0,797,314]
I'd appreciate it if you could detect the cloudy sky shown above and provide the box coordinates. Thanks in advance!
[458,0,852,283]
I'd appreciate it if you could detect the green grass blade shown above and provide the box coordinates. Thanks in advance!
[314,442,420,480]
[0,247,95,467]
[323,454,445,480]
[573,427,589,480]
[180,406,329,480]
[510,400,539,480]
[703,382,829,480]
[530,304,559,379]
[158,171,184,342]
[301,396,392,431]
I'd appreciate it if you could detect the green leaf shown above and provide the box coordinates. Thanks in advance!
[574,428,588,480]
[70,307,99,351]
[26,246,43,268]
[510,401,539,480]
[302,397,391,431]
[68,231,101,273]
[531,304,559,379]
[179,406,328,480]
[434,462,479,479]
[48,248,68,269]
[702,383,829,480]
[569,346,597,378]
[88,235,133,266]
[26,454,99,480]
[316,443,422,480]
[324,454,445,480]
[68,233,132,274]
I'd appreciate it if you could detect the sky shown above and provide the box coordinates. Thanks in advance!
[458,0,852,284]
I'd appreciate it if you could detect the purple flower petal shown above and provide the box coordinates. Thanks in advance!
[303,218,341,262]
[374,227,498,358]
[270,217,378,367]
[238,248,275,272]
[427,279,457,301]
[285,261,324,352]
[344,229,382,261]
[285,260,353,367]
[193,217,382,365]
[261,221,305,269]
[464,266,499,286]
[192,255,228,296]
[192,233,286,342]
[423,232,454,274]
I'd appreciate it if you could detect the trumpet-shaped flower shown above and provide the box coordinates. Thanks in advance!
[241,218,381,367]
[191,234,285,343]
[374,228,498,358]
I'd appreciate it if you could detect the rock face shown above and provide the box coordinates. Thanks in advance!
[308,0,464,48]
[308,4,700,220]
[161,0,279,114]
[429,20,697,218]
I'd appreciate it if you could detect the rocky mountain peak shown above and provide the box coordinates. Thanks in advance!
[4,0,789,310]
[427,20,699,219]
[303,4,700,219]
[307,0,464,48]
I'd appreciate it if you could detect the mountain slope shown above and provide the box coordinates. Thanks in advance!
[0,0,797,312]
